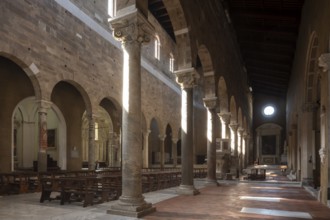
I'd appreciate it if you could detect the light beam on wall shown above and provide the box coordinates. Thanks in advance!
[181,90,187,133]
[123,49,130,112]
[207,110,212,142]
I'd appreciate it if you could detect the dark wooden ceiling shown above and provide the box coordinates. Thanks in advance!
[225,0,305,98]
[148,0,175,41]
[148,0,305,98]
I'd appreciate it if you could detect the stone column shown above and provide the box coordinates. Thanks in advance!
[237,127,244,173]
[229,123,238,177]
[243,132,249,168]
[143,130,151,168]
[172,138,178,167]
[218,112,231,139]
[107,10,155,217]
[175,67,199,195]
[291,124,298,171]
[159,134,166,169]
[37,100,52,172]
[203,96,219,186]
[318,53,330,205]
[88,114,95,170]
[301,103,316,184]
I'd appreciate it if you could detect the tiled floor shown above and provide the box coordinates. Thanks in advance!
[145,181,330,220]
[1,179,330,219]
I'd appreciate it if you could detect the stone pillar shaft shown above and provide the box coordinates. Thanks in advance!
[218,112,231,139]
[229,123,239,177]
[143,130,151,168]
[172,138,178,167]
[182,87,193,185]
[107,9,155,217]
[229,123,238,156]
[37,100,52,172]
[159,135,166,169]
[88,115,95,170]
[318,53,330,205]
[175,68,199,195]
[203,97,219,186]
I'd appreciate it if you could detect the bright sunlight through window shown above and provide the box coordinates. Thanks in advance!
[263,105,275,116]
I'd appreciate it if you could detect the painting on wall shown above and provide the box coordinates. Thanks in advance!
[261,135,276,155]
[47,129,56,148]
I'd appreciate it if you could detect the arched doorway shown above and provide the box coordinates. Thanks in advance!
[164,124,173,165]
[0,56,35,172]
[13,97,67,170]
[149,118,160,166]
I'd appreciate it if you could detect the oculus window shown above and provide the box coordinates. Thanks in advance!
[263,105,275,117]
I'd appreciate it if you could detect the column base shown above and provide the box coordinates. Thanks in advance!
[204,179,219,186]
[176,184,200,195]
[107,196,156,218]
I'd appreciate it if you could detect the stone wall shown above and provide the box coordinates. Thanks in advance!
[0,0,183,171]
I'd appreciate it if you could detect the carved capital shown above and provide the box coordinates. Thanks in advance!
[158,134,166,141]
[237,127,245,136]
[243,131,249,139]
[218,112,231,125]
[318,53,330,72]
[109,9,154,45]
[174,67,200,89]
[229,123,238,132]
[36,100,52,113]
[319,147,327,164]
[203,96,218,110]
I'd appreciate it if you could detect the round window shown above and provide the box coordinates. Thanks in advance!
[263,105,275,116]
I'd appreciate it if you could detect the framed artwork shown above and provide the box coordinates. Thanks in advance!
[261,135,276,155]
[47,129,56,148]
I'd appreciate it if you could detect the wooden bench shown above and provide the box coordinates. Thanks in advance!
[247,168,266,180]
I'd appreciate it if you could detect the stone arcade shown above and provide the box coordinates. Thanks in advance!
[1,0,330,219]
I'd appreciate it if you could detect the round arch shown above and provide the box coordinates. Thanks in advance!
[230,96,237,124]
[197,44,216,97]
[218,76,229,113]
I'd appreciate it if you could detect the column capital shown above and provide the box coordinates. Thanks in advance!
[36,100,52,113]
[318,53,330,72]
[144,129,151,136]
[158,134,166,141]
[109,9,154,45]
[229,123,238,131]
[218,112,231,125]
[86,113,97,120]
[203,96,218,110]
[174,67,200,89]
[237,127,245,135]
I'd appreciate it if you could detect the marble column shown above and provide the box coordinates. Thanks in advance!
[107,10,155,217]
[88,114,95,170]
[237,127,244,173]
[159,134,166,169]
[229,123,238,177]
[37,100,52,172]
[203,96,219,186]
[243,132,251,167]
[172,138,178,167]
[291,124,298,171]
[318,53,330,205]
[143,130,151,168]
[175,67,199,195]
